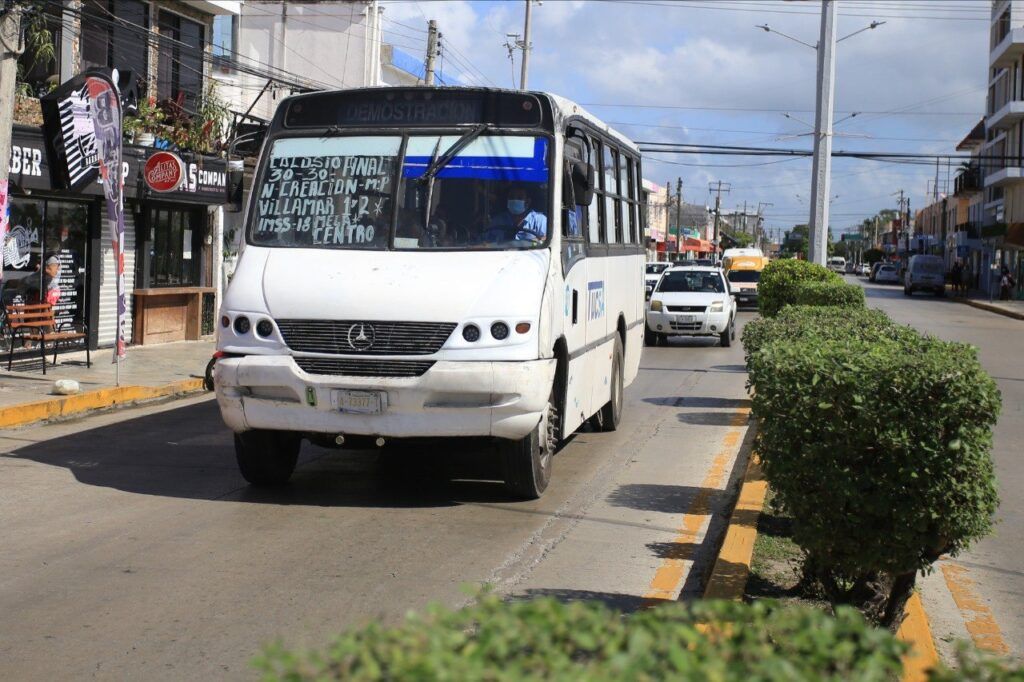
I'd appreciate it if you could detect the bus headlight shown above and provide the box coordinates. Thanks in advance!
[650,300,663,312]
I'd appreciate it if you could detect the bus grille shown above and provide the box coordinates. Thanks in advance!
[294,357,435,378]
[276,320,457,356]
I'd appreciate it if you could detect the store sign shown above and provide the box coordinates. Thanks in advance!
[144,151,185,192]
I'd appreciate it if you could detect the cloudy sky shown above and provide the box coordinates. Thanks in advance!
[380,0,990,239]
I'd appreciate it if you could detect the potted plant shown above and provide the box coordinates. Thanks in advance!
[123,96,165,146]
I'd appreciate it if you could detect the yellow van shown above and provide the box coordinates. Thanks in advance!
[722,253,769,308]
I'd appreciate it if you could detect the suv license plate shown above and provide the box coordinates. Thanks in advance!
[332,390,385,414]
[677,314,696,323]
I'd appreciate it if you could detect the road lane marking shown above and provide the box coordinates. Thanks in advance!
[939,562,1010,655]
[703,452,766,600]
[642,408,750,604]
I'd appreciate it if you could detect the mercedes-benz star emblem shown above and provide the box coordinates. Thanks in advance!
[346,323,375,351]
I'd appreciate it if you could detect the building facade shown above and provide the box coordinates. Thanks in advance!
[4,0,237,354]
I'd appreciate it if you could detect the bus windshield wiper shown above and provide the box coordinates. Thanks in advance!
[416,124,489,185]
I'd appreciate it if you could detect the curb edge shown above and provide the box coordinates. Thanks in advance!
[954,297,1024,321]
[0,378,206,429]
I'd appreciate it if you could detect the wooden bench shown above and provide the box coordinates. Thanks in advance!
[4,303,90,375]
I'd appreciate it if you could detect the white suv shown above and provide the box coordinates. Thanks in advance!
[645,266,737,347]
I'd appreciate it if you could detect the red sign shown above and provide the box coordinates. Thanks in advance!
[143,151,185,192]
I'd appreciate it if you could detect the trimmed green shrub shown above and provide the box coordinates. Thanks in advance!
[928,642,1024,681]
[792,280,866,309]
[757,259,840,317]
[751,334,1001,627]
[253,596,908,681]
[742,306,918,386]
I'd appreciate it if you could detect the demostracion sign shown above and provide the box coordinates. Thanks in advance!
[144,151,185,192]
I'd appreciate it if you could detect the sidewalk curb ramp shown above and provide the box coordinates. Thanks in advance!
[702,444,939,682]
[0,378,206,430]
[954,297,1024,321]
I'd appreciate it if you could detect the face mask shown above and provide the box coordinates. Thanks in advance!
[508,199,527,214]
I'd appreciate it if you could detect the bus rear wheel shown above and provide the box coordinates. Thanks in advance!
[234,430,301,486]
[501,393,556,499]
[589,336,623,432]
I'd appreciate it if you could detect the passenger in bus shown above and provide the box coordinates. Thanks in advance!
[483,186,547,243]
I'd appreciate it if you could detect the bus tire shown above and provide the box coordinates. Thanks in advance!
[589,336,623,432]
[501,392,556,499]
[234,430,301,486]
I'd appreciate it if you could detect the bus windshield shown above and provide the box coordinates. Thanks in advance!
[249,134,550,251]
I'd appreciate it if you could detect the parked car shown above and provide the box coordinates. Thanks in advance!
[645,262,671,300]
[860,263,871,276]
[845,261,857,274]
[875,263,900,284]
[870,261,885,282]
[645,266,737,347]
[904,254,946,297]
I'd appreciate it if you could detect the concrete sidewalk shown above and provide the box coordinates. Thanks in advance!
[0,340,214,427]
[951,293,1024,321]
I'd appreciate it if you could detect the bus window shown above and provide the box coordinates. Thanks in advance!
[395,135,550,249]
[626,158,637,243]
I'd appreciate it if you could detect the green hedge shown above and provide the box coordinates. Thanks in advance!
[751,333,1000,624]
[253,596,908,681]
[742,306,917,384]
[757,259,840,317]
[791,280,866,309]
[928,643,1024,681]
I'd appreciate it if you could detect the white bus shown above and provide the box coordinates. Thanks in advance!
[215,88,645,498]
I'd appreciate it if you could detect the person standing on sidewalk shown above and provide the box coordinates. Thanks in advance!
[951,260,963,296]
[999,265,1016,300]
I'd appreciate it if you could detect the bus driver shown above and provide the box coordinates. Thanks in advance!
[484,186,547,243]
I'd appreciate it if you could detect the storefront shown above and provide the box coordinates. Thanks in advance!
[2,124,226,352]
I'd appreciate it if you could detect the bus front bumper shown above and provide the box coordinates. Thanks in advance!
[214,355,556,441]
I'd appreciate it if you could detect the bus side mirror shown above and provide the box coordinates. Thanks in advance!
[572,160,594,205]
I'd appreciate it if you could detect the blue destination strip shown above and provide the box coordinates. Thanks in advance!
[402,138,548,182]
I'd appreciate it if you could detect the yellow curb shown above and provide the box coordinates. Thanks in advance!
[0,378,206,429]
[703,452,767,600]
[954,297,1024,321]
[897,592,940,682]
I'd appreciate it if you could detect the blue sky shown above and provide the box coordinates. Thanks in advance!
[380,0,989,238]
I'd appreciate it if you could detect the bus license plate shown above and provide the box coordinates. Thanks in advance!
[332,390,384,414]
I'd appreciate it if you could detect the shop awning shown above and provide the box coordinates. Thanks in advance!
[684,237,712,253]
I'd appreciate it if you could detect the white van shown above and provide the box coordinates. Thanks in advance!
[827,256,847,273]
[904,255,946,297]
[214,87,645,498]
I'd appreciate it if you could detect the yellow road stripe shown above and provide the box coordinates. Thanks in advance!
[642,407,749,605]
[939,562,1010,655]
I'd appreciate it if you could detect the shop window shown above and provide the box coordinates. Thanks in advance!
[212,15,237,73]
[158,10,205,111]
[2,199,90,331]
[145,207,203,287]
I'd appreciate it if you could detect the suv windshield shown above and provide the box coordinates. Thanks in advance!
[727,270,761,283]
[658,270,725,293]
[249,134,549,251]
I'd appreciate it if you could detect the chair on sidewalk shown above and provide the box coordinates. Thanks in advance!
[4,303,90,375]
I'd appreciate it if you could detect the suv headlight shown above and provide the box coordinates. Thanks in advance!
[650,299,663,312]
[709,301,725,312]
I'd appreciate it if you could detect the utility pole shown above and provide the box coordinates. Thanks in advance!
[0,2,24,270]
[520,0,533,90]
[807,0,838,266]
[709,181,731,258]
[676,178,683,259]
[665,182,671,262]
[424,19,439,86]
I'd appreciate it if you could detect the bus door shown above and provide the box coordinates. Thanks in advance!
[585,138,613,418]
[560,133,594,433]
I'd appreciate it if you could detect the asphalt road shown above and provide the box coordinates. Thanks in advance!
[0,317,755,680]
[852,276,1024,659]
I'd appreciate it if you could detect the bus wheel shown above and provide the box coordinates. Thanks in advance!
[589,336,623,433]
[234,430,301,486]
[501,393,556,499]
